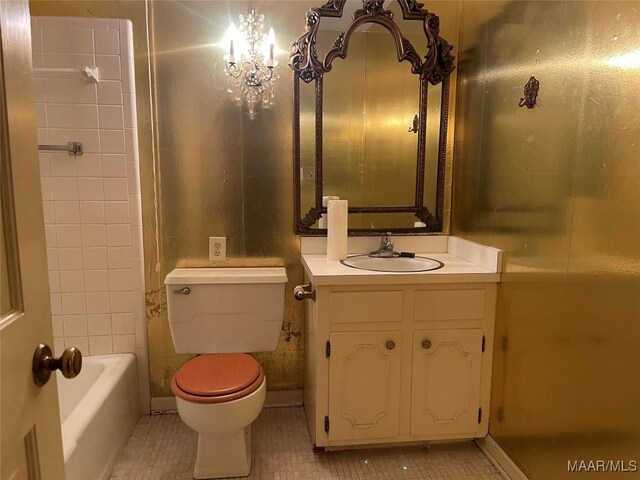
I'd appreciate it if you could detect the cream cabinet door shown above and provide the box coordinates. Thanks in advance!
[328,331,401,442]
[411,329,483,436]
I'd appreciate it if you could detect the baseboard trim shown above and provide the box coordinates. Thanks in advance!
[150,389,304,413]
[264,389,303,408]
[150,396,176,412]
[476,436,529,480]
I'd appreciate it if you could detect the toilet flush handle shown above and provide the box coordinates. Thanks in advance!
[173,287,190,295]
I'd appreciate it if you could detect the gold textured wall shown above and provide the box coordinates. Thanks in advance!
[453,2,640,479]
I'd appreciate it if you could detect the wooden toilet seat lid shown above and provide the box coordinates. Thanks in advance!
[174,353,262,398]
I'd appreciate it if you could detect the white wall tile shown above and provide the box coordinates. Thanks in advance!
[113,334,135,353]
[41,177,53,201]
[106,225,130,247]
[61,292,86,314]
[65,336,89,355]
[51,155,77,177]
[50,293,62,315]
[46,248,59,270]
[132,259,145,289]
[129,194,142,226]
[79,201,105,223]
[38,17,73,29]
[105,201,129,224]
[35,104,47,127]
[110,291,133,314]
[89,335,113,355]
[131,227,144,258]
[97,81,123,105]
[44,225,57,247]
[42,201,56,224]
[73,105,99,129]
[84,269,109,292]
[69,28,94,54]
[100,130,125,153]
[45,78,72,103]
[53,338,66,357]
[82,247,107,270]
[43,53,70,68]
[111,312,134,334]
[126,161,140,194]
[103,178,128,200]
[39,153,52,176]
[52,315,64,337]
[46,104,74,128]
[32,26,43,53]
[56,225,82,247]
[53,201,80,224]
[49,270,61,293]
[87,313,111,335]
[108,269,132,291]
[69,79,98,105]
[52,177,78,201]
[42,27,70,53]
[78,177,104,200]
[124,127,139,161]
[63,314,88,336]
[57,247,83,270]
[96,55,121,80]
[37,128,48,144]
[123,95,134,128]
[108,19,120,30]
[94,29,119,55]
[107,246,131,269]
[102,154,126,177]
[98,105,124,129]
[59,270,85,292]
[33,53,44,67]
[72,18,107,29]
[70,53,95,70]
[81,224,106,247]
[76,154,102,177]
[31,53,44,68]
[33,79,47,103]
[86,291,111,314]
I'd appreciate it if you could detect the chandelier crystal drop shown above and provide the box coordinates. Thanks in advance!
[223,11,279,118]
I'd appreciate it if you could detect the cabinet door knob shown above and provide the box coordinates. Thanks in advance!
[422,339,432,350]
[385,340,396,350]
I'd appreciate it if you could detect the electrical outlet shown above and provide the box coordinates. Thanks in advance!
[209,237,226,261]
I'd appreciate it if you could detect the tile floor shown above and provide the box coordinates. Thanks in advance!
[110,407,503,480]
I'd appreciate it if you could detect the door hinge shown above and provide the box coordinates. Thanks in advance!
[478,408,483,424]
[481,336,486,353]
[324,415,330,433]
[325,340,331,358]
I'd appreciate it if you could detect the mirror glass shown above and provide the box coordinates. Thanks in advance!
[293,0,453,234]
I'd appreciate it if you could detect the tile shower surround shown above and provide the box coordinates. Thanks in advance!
[33,16,149,409]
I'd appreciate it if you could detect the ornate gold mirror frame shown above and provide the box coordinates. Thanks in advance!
[290,0,455,235]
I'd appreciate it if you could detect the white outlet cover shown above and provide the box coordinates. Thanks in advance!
[209,237,226,261]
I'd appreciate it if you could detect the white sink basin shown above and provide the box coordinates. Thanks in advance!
[341,255,444,273]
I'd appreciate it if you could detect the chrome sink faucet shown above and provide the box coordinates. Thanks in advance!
[369,232,397,258]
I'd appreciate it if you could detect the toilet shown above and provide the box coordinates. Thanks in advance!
[164,267,288,479]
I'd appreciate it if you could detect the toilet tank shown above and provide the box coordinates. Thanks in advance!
[164,268,288,354]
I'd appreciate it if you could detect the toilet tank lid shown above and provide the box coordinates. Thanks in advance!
[164,267,288,285]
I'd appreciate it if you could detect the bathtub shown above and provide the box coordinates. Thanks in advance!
[57,354,140,480]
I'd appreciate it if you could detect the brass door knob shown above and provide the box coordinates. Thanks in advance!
[385,340,396,350]
[32,344,82,387]
[422,339,432,350]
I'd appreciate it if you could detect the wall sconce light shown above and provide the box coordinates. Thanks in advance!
[222,11,278,117]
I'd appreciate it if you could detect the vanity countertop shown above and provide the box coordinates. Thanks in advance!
[302,252,500,286]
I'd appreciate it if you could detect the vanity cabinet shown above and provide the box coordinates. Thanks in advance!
[303,282,497,448]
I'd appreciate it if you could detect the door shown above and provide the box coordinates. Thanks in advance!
[328,331,401,442]
[411,329,483,436]
[1,1,66,478]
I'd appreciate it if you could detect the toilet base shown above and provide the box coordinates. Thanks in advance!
[194,426,252,479]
